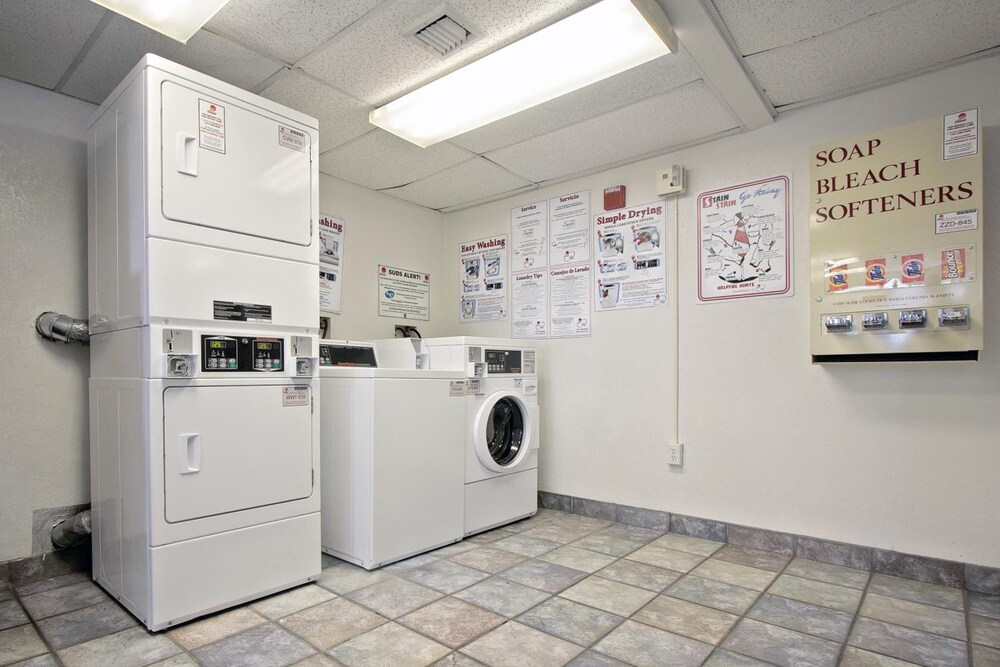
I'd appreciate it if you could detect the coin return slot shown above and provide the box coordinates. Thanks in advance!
[824,315,853,333]
[898,309,928,329]
[861,312,889,331]
[938,306,969,328]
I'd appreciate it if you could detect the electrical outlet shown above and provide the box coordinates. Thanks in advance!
[668,443,684,466]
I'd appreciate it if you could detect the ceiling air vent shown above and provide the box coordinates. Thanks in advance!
[410,14,476,58]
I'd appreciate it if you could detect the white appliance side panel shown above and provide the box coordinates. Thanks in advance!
[157,79,313,248]
[162,384,313,523]
[89,72,147,334]
[320,378,374,565]
[148,513,320,630]
[147,238,318,331]
[371,379,465,565]
[90,379,151,617]
[90,328,143,380]
[464,468,538,536]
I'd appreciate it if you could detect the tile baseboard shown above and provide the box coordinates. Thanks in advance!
[0,544,91,587]
[538,490,1000,595]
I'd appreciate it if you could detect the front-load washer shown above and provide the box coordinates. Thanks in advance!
[422,337,539,535]
[319,341,466,569]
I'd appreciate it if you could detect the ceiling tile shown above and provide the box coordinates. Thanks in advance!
[300,0,589,104]
[381,157,534,210]
[318,130,474,190]
[745,0,1000,108]
[0,0,107,89]
[451,52,701,154]
[485,81,737,183]
[712,0,907,55]
[62,15,284,104]
[262,71,371,152]
[206,0,384,63]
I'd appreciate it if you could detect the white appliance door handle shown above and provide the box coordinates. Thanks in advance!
[179,433,200,473]
[176,133,198,176]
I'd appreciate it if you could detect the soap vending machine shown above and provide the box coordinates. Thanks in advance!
[809,109,984,361]
[88,55,321,630]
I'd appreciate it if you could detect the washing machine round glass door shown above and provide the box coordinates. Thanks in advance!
[473,391,532,473]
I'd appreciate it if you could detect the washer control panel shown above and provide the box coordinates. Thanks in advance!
[485,349,522,374]
[201,335,284,372]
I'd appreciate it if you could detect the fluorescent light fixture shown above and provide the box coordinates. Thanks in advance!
[370,0,677,148]
[88,0,232,43]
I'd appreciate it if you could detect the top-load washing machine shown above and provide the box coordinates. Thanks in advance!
[422,337,539,535]
[319,340,466,569]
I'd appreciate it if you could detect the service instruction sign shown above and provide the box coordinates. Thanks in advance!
[378,265,430,321]
[809,109,983,358]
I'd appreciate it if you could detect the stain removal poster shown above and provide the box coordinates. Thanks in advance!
[460,235,508,322]
[318,213,344,314]
[594,201,667,311]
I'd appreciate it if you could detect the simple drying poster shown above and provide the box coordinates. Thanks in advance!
[460,235,508,322]
[378,265,430,321]
[594,200,668,311]
[318,213,345,314]
[511,200,547,271]
[697,175,792,303]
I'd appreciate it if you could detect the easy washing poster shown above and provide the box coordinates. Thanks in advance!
[459,234,509,322]
[319,214,344,314]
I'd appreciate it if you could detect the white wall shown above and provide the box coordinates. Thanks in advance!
[0,78,96,562]
[444,55,1000,567]
[319,175,449,341]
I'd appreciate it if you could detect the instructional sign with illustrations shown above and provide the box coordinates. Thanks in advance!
[378,265,430,321]
[550,264,592,337]
[318,213,344,314]
[460,235,508,322]
[697,175,792,303]
[511,270,548,339]
[511,200,547,271]
[549,190,591,267]
[594,201,667,311]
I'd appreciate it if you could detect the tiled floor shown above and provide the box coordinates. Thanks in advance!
[2,509,997,666]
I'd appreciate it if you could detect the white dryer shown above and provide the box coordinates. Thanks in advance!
[423,337,539,535]
[319,341,466,569]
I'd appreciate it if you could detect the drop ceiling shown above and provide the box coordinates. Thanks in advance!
[2,0,998,212]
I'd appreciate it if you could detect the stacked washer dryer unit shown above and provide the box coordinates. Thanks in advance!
[424,338,540,535]
[88,55,321,630]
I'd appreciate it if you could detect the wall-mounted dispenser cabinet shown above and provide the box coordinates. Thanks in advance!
[809,110,984,361]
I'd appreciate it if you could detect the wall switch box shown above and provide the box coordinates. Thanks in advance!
[657,164,685,196]
[668,443,683,466]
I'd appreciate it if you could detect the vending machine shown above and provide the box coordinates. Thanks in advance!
[810,109,984,361]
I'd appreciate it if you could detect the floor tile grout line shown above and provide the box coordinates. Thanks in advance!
[833,567,874,667]
[964,587,975,667]
[9,580,70,667]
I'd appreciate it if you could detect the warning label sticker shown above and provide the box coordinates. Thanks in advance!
[213,300,272,323]
[282,387,310,407]
[199,99,226,154]
[278,125,306,153]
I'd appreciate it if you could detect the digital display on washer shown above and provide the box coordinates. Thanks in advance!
[200,336,283,372]
[319,344,378,367]
[485,349,521,374]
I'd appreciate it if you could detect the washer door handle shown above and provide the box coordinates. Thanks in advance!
[179,433,201,474]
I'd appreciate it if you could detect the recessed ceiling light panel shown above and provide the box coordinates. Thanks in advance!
[89,0,232,43]
[371,0,678,148]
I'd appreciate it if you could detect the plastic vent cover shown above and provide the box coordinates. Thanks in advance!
[411,15,475,57]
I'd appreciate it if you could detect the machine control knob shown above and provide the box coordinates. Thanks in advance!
[167,355,193,377]
[824,314,853,333]
[938,306,969,328]
[296,358,312,376]
[898,309,928,329]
